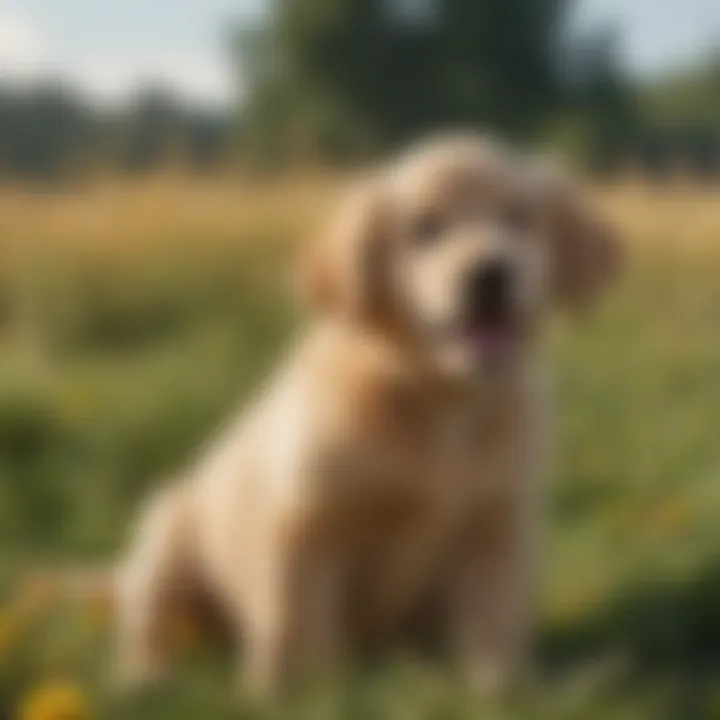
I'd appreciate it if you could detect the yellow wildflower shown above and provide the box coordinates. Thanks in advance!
[17,681,89,720]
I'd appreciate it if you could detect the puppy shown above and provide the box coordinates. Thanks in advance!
[114,133,619,695]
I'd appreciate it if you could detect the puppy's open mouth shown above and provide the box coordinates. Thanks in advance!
[429,308,524,372]
[458,310,521,367]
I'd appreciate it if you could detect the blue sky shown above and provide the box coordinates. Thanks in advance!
[0,0,719,106]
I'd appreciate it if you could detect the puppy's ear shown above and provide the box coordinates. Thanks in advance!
[298,178,394,322]
[536,164,620,306]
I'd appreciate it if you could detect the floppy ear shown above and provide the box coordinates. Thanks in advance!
[298,178,394,322]
[537,166,620,306]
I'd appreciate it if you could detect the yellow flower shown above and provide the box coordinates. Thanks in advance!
[17,681,89,720]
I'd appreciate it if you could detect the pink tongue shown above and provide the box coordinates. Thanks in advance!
[469,326,512,359]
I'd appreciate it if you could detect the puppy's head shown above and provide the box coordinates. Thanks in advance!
[301,134,619,381]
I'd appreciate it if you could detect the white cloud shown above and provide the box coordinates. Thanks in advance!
[0,7,48,79]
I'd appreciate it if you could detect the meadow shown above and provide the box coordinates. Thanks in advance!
[1,176,719,719]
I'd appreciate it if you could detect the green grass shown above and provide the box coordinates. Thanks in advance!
[1,238,720,719]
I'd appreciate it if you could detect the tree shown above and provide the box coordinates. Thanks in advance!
[0,82,232,181]
[0,84,98,180]
[557,22,638,171]
[233,0,573,163]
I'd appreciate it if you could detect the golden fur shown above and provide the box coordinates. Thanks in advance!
[113,133,619,695]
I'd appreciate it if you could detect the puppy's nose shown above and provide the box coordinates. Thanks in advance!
[467,260,512,319]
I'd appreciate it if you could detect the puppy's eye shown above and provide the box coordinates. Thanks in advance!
[411,211,445,246]
[503,203,534,235]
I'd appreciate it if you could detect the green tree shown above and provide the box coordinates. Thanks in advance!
[0,84,98,180]
[555,23,638,171]
[234,0,573,163]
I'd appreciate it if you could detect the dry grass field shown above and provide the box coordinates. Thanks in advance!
[1,177,719,719]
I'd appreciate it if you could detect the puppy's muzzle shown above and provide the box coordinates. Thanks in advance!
[465,259,513,324]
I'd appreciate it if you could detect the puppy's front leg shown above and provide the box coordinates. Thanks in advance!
[239,533,344,696]
[448,500,535,694]
[115,486,192,688]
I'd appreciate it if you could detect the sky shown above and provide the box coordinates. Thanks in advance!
[0,0,719,107]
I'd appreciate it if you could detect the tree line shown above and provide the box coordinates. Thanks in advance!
[0,83,232,181]
[1,0,719,181]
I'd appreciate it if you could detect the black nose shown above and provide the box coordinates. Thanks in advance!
[467,260,512,319]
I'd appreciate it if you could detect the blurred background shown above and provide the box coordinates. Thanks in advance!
[1,1,720,718]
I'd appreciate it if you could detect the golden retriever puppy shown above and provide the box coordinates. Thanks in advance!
[114,133,619,695]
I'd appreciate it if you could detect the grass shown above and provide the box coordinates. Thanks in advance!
[1,177,720,718]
